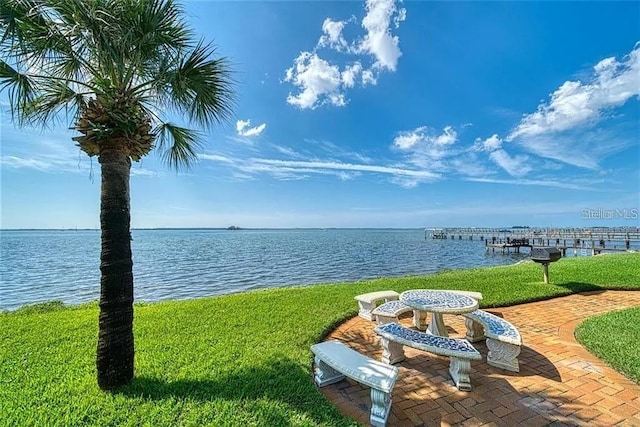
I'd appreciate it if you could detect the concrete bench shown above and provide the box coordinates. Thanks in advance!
[371,300,415,325]
[374,323,481,391]
[463,310,522,372]
[372,290,483,326]
[311,340,399,427]
[354,290,399,320]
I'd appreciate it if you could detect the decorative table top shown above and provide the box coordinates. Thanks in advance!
[400,290,478,314]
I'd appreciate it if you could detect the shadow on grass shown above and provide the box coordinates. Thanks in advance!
[555,282,606,294]
[116,357,347,426]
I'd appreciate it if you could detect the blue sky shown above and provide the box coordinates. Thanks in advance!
[1,0,639,229]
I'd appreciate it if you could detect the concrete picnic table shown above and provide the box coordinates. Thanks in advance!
[400,290,479,337]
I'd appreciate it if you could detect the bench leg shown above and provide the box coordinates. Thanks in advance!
[375,314,398,325]
[370,388,392,427]
[380,337,405,364]
[449,357,473,391]
[465,318,485,343]
[486,339,521,372]
[357,301,375,320]
[314,356,346,387]
[412,310,427,330]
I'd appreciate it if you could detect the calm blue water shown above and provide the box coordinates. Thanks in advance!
[0,229,530,311]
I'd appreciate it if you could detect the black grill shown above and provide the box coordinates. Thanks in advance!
[531,247,562,263]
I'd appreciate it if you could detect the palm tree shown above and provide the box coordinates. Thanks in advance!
[0,0,235,390]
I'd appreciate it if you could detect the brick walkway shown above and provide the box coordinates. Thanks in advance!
[321,291,640,426]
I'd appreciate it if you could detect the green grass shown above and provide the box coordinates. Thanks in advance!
[575,306,640,384]
[1,253,639,426]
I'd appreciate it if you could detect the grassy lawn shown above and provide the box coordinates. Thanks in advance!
[1,253,639,426]
[575,306,640,384]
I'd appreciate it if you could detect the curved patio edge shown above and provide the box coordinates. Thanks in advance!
[318,290,640,426]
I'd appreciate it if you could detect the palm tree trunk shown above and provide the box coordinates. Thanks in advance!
[96,145,134,390]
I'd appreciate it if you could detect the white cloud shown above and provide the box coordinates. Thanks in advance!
[305,138,375,163]
[201,153,440,186]
[338,171,361,181]
[393,126,426,150]
[390,125,461,177]
[130,167,161,177]
[393,126,458,151]
[362,69,377,86]
[450,153,492,178]
[434,126,457,145]
[1,156,53,171]
[284,52,344,109]
[474,134,503,152]
[236,119,266,137]
[341,62,363,88]
[389,176,419,188]
[318,18,349,51]
[489,149,532,177]
[250,158,439,179]
[507,43,640,141]
[328,93,347,107]
[284,0,406,109]
[200,153,235,163]
[466,177,603,191]
[356,0,407,71]
[271,144,305,159]
[514,128,633,170]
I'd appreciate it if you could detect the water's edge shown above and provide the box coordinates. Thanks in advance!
[1,229,534,311]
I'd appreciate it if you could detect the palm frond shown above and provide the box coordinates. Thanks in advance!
[26,79,87,125]
[131,0,192,52]
[1,0,76,69]
[0,59,37,124]
[158,40,235,128]
[154,122,203,171]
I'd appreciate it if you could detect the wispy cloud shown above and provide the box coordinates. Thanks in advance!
[495,43,640,170]
[466,177,605,191]
[393,126,458,152]
[449,153,493,178]
[0,132,95,174]
[1,128,163,176]
[305,138,374,163]
[473,134,503,152]
[1,156,55,171]
[248,158,439,179]
[201,153,439,183]
[284,0,406,109]
[467,43,640,176]
[513,128,634,170]
[507,43,640,141]
[391,125,462,176]
[488,149,532,177]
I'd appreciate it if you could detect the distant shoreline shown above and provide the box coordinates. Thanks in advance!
[2,226,640,231]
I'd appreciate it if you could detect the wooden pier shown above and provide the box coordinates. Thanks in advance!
[425,227,640,255]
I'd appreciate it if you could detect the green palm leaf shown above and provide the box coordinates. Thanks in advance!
[154,122,202,171]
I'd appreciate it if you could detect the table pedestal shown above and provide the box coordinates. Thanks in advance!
[427,313,448,337]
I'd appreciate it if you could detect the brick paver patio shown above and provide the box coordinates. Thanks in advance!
[321,290,640,426]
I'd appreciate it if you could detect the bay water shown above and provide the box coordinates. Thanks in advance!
[0,228,529,311]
